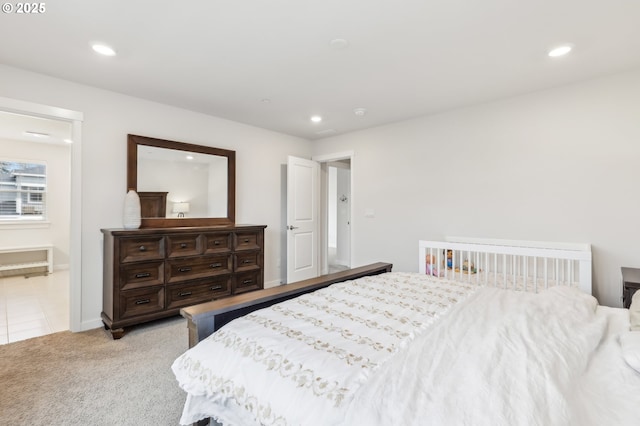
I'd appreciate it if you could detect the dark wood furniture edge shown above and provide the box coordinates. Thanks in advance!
[181,262,393,348]
[622,267,640,309]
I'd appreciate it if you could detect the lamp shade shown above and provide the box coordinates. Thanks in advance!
[172,202,190,214]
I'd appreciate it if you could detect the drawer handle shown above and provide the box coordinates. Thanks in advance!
[135,272,151,279]
[135,299,150,305]
[242,259,252,264]
[210,263,222,268]
[214,240,221,246]
[180,243,187,249]
[178,291,192,297]
[243,279,253,285]
[243,239,250,243]
[210,285,222,291]
[139,245,146,252]
[178,267,192,273]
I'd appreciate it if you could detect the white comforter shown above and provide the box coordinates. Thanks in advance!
[172,272,479,425]
[172,272,639,426]
[344,285,608,426]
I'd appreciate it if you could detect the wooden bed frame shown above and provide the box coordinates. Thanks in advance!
[180,262,393,348]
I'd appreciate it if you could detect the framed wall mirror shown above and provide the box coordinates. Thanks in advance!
[127,134,235,227]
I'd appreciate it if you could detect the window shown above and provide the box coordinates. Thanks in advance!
[0,161,47,220]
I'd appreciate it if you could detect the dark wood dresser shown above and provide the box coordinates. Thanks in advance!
[622,267,640,309]
[101,225,266,338]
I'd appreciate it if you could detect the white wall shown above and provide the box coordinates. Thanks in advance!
[313,68,640,308]
[0,64,311,330]
[0,138,71,269]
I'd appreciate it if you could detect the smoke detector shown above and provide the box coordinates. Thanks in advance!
[354,108,367,117]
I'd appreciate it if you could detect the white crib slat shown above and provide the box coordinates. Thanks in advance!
[452,250,456,280]
[512,255,516,291]
[502,254,506,288]
[445,249,448,279]
[544,258,549,289]
[523,256,528,291]
[484,252,488,285]
[533,257,538,293]
[570,259,574,285]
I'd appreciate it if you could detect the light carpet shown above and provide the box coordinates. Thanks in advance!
[0,316,189,425]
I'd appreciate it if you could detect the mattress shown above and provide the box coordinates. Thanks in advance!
[172,272,640,426]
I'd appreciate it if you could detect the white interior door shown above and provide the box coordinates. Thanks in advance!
[287,156,320,283]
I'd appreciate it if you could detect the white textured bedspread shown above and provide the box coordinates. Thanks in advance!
[172,272,478,425]
[173,273,639,425]
[343,285,609,426]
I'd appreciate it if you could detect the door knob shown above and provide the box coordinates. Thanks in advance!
[287,225,299,230]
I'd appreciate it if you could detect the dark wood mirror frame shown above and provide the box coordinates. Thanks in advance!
[127,134,236,228]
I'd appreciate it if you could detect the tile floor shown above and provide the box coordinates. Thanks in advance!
[0,270,69,345]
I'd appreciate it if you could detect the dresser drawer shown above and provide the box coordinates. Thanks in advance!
[119,236,165,263]
[119,261,164,291]
[234,232,261,251]
[119,287,165,319]
[167,234,202,258]
[233,270,262,294]
[166,254,232,284]
[235,251,260,272]
[203,232,233,254]
[166,276,232,309]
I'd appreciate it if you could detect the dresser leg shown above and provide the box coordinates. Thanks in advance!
[109,328,125,339]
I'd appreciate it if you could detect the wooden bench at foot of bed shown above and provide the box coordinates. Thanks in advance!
[180,262,393,348]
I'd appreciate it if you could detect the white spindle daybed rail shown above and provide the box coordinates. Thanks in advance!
[0,244,53,276]
[418,238,592,294]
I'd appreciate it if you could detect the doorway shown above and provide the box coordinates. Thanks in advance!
[326,160,351,273]
[284,151,354,283]
[313,151,354,276]
[0,96,82,340]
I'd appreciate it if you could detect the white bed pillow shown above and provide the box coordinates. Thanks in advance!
[620,331,640,373]
[630,291,640,331]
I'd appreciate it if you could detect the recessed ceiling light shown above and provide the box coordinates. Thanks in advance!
[548,44,573,58]
[310,115,323,123]
[92,43,116,56]
[64,139,73,144]
[186,155,194,160]
[329,38,349,50]
[24,131,49,138]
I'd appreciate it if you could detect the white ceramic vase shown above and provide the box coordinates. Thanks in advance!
[123,189,141,229]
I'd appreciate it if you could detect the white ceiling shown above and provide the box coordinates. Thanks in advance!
[1,1,639,140]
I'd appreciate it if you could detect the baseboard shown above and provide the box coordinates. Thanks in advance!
[80,318,104,332]
[264,279,282,289]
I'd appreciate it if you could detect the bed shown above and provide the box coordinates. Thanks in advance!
[172,238,640,426]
